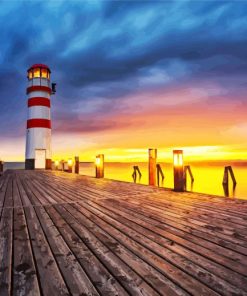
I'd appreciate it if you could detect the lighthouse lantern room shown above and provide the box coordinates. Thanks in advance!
[25,64,54,170]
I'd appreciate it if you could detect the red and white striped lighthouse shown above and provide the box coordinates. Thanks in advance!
[25,64,53,170]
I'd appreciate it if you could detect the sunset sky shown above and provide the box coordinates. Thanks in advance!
[1,0,247,162]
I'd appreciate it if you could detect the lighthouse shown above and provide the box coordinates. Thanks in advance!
[25,64,54,170]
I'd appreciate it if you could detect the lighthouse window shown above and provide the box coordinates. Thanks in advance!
[41,69,48,78]
[33,68,40,78]
[28,70,33,80]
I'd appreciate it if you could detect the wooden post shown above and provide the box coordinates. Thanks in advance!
[173,150,184,192]
[68,159,73,173]
[75,156,79,174]
[149,149,157,186]
[228,166,237,186]
[61,160,65,171]
[95,154,104,178]
[55,160,59,171]
[0,161,3,173]
[222,167,229,185]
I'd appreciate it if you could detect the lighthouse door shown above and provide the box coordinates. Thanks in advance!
[35,149,46,169]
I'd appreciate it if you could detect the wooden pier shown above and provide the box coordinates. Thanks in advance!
[0,170,247,296]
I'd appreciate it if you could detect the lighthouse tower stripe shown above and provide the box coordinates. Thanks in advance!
[28,106,50,119]
[28,97,51,107]
[28,91,50,99]
[26,85,52,94]
[27,119,51,129]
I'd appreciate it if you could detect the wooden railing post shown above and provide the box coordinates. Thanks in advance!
[149,149,157,186]
[75,156,79,174]
[96,154,104,178]
[0,161,3,173]
[173,150,184,192]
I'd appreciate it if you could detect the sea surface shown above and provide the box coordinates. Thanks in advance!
[3,161,247,199]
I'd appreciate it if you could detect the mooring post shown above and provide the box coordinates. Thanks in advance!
[0,161,3,173]
[222,167,229,185]
[156,164,164,187]
[55,160,59,171]
[222,166,237,187]
[149,148,157,186]
[61,160,65,171]
[96,154,104,178]
[68,158,73,173]
[173,150,184,192]
[228,166,237,186]
[75,156,79,174]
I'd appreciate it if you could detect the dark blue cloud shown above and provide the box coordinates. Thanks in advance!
[0,0,247,136]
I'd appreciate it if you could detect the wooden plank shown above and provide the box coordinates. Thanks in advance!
[8,170,247,296]
[83,198,247,290]
[45,205,129,296]
[54,204,163,296]
[58,203,218,296]
[0,177,13,296]
[100,198,247,274]
[73,201,246,296]
[23,178,100,295]
[16,174,70,296]
[37,174,247,258]
[30,179,190,296]
[13,177,40,296]
[38,171,247,224]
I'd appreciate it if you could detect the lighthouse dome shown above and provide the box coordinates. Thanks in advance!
[27,64,51,80]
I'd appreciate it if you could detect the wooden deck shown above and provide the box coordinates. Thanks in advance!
[0,170,247,296]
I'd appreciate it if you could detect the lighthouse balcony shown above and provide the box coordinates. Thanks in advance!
[28,78,50,88]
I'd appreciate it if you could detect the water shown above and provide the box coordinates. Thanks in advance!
[3,162,247,199]
[79,162,247,199]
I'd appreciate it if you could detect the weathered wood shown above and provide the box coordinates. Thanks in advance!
[1,170,247,296]
[74,156,79,174]
[13,179,40,296]
[34,171,247,255]
[55,204,160,296]
[148,148,157,186]
[0,177,13,296]
[45,205,129,296]
[76,201,246,295]
[31,179,189,296]
[173,150,184,192]
[16,175,70,296]
[95,154,104,178]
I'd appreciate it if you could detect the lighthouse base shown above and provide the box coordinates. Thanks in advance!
[25,159,52,170]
